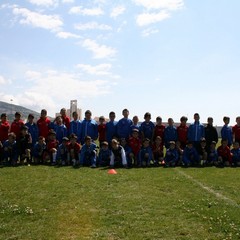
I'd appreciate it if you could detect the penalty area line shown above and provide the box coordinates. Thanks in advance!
[175,168,240,208]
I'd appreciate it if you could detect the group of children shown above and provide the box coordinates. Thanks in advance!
[0,108,240,168]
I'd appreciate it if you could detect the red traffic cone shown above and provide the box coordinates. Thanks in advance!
[108,169,117,174]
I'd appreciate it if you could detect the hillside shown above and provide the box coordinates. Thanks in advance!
[0,101,40,122]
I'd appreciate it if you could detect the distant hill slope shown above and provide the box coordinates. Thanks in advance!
[0,101,41,122]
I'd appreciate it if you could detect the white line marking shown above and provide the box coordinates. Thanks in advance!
[175,168,240,208]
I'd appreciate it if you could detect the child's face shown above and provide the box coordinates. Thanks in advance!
[85,113,91,120]
[21,129,28,136]
[201,142,206,148]
[123,110,129,118]
[222,141,228,148]
[188,143,193,149]
[155,138,162,145]
[233,143,239,149]
[170,144,175,150]
[143,141,149,148]
[210,143,216,150]
[208,118,213,125]
[15,115,21,121]
[73,113,78,120]
[49,134,56,140]
[181,120,186,126]
[102,145,108,150]
[145,116,151,122]
[8,136,15,143]
[120,139,126,146]
[56,117,62,125]
[41,111,47,118]
[39,139,44,145]
[236,118,240,125]
[224,119,230,125]
[133,116,139,124]
[28,117,34,123]
[132,131,139,138]
[112,142,118,149]
[85,139,91,146]
[99,119,104,124]
[110,114,115,121]
[194,114,200,122]
[70,138,76,145]
[61,109,66,116]
[1,116,7,122]
[168,119,173,126]
[156,119,162,125]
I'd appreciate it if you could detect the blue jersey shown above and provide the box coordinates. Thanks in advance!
[164,126,177,148]
[221,125,233,145]
[3,140,18,162]
[116,118,132,139]
[69,120,82,142]
[80,142,97,165]
[106,120,118,143]
[140,121,155,140]
[165,148,178,164]
[98,148,111,166]
[231,148,240,164]
[182,146,199,165]
[33,142,46,158]
[53,124,68,144]
[187,121,205,142]
[25,122,39,146]
[81,119,98,144]
[138,146,153,165]
[207,149,218,163]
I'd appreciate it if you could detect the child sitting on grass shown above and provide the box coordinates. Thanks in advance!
[231,142,240,167]
[68,134,81,167]
[207,141,218,166]
[138,138,153,167]
[57,137,69,166]
[152,136,164,166]
[110,139,127,168]
[33,136,47,164]
[164,141,178,167]
[182,141,199,167]
[217,139,232,167]
[98,141,111,167]
[3,132,18,166]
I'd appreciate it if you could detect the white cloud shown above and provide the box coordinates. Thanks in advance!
[69,6,104,16]
[13,7,63,31]
[142,28,159,37]
[82,39,117,59]
[27,0,58,7]
[110,6,126,18]
[133,0,184,11]
[74,22,112,31]
[76,63,112,75]
[0,75,11,85]
[25,70,42,80]
[56,31,81,39]
[62,0,74,3]
[136,11,170,26]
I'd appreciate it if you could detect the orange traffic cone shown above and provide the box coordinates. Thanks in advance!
[108,169,117,174]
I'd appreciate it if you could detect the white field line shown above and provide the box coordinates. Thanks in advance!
[175,168,240,208]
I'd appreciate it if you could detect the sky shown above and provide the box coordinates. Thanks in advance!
[0,0,240,125]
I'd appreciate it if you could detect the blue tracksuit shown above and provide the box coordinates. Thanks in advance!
[116,118,133,139]
[231,148,240,165]
[25,122,39,146]
[57,143,69,162]
[138,146,153,166]
[80,142,97,166]
[221,125,233,146]
[98,148,111,166]
[69,120,82,143]
[33,142,46,161]
[3,140,18,165]
[207,149,218,164]
[187,121,205,142]
[53,124,68,144]
[81,119,98,144]
[140,121,155,140]
[165,148,179,166]
[122,144,133,166]
[182,146,199,166]
[164,126,178,148]
[106,120,118,144]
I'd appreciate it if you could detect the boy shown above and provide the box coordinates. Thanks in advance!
[204,117,218,153]
[231,142,240,167]
[182,141,199,167]
[106,111,118,146]
[140,112,155,142]
[128,129,141,166]
[232,116,240,144]
[164,141,178,167]
[68,134,81,167]
[217,139,232,167]
[57,137,69,166]
[138,138,153,167]
[98,141,111,167]
[80,136,97,167]
[0,113,10,144]
[46,130,58,165]
[37,109,51,139]
[130,115,140,132]
[52,116,68,144]
[198,138,208,166]
[69,111,82,143]
[3,132,18,166]
[33,136,47,164]
[116,109,132,139]
[98,116,107,146]
[10,112,24,139]
[164,118,177,149]
[120,138,133,167]
[207,141,218,166]
[60,108,70,130]
[152,136,164,166]
[25,114,39,147]
[80,110,98,144]
[221,116,232,147]
[177,116,188,149]
[110,139,127,168]
[153,116,165,144]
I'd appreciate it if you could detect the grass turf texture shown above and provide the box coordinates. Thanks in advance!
[0,166,240,240]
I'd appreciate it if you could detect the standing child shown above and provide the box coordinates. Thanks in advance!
[33,136,47,164]
[116,109,132,140]
[3,133,18,166]
[60,108,70,131]
[231,142,240,167]
[98,116,107,146]
[106,111,118,146]
[37,109,51,139]
[98,141,111,167]
[164,141,178,167]
[204,117,218,153]
[25,114,39,148]
[140,112,155,142]
[130,115,140,132]
[221,116,232,147]
[69,111,82,143]
[164,118,177,149]
[10,112,25,139]
[177,116,188,149]
[153,116,165,143]
[110,139,127,168]
[52,116,68,144]
[0,113,10,144]
[217,139,232,167]
[232,117,240,144]
[68,134,81,167]
[138,138,153,167]
[80,136,97,168]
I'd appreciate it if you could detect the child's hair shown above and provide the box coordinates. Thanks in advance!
[15,111,21,117]
[169,141,176,145]
[122,108,129,114]
[180,116,188,122]
[211,141,216,145]
[236,116,240,121]
[156,116,162,121]
[109,111,115,116]
[143,138,150,143]
[1,113,7,118]
[155,136,162,141]
[111,139,118,145]
[102,141,108,146]
[85,110,92,115]
[223,116,230,122]
[69,133,77,140]
[48,129,56,136]
[144,112,151,119]
[85,136,91,142]
[41,109,47,114]
[62,137,69,142]
[28,113,34,119]
[99,116,105,121]
[72,111,78,117]
[8,132,16,139]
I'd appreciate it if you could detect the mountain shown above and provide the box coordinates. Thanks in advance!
[0,101,41,122]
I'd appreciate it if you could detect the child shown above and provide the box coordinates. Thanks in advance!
[106,111,118,146]
[204,117,218,153]
[153,116,165,144]
[231,142,240,167]
[0,113,10,144]
[120,138,133,167]
[138,138,153,167]
[33,136,47,164]
[140,112,155,142]
[52,116,68,144]
[25,114,39,147]
[68,134,81,166]
[130,115,140,132]
[17,125,32,164]
[98,116,107,146]
[46,130,58,165]
[37,109,51,139]
[164,141,178,167]
[98,141,111,167]
[128,129,141,166]
[221,116,232,147]
[176,140,184,166]
[182,141,199,167]
[177,116,188,149]
[57,137,69,166]
[80,136,97,167]
[110,139,127,168]
[207,141,218,166]
[232,116,240,144]
[152,136,164,166]
[60,108,70,130]
[3,132,18,166]
[217,139,232,167]
[69,111,82,143]
[116,108,132,139]
[164,118,177,149]
[10,112,25,139]
[198,138,208,166]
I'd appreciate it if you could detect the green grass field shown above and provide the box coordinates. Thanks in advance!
[0,166,240,240]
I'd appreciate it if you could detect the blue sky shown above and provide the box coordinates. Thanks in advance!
[0,0,239,125]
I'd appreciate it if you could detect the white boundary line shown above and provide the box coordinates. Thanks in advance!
[175,168,240,208]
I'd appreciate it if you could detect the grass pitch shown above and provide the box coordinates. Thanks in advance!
[0,166,240,240]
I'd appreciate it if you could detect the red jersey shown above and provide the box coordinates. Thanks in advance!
[0,120,10,142]
[98,124,106,142]
[177,124,188,146]
[153,125,165,140]
[62,116,70,130]
[68,142,81,153]
[232,124,240,142]
[217,145,232,163]
[47,139,58,152]
[37,117,51,138]
[152,143,164,158]
[10,119,24,139]
[128,136,141,156]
